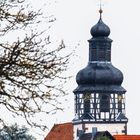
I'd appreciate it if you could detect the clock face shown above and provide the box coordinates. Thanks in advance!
[83,93,91,101]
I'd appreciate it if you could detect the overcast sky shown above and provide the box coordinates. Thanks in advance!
[2,0,140,139]
[48,0,140,135]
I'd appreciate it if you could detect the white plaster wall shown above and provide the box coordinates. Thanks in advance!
[73,123,126,140]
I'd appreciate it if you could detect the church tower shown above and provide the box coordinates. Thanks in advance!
[73,9,128,140]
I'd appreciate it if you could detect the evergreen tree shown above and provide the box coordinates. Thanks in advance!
[0,124,36,140]
[97,136,110,140]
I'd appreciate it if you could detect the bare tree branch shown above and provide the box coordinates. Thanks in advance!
[0,0,71,131]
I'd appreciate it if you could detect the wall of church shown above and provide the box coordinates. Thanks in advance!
[73,123,126,140]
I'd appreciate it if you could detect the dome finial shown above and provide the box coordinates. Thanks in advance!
[90,0,110,37]
[99,0,103,19]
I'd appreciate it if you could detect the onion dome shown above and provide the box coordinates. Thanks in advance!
[74,9,126,94]
[76,63,123,86]
[90,9,110,37]
[90,18,110,37]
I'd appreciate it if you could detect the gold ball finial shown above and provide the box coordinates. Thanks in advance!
[99,8,103,14]
[99,0,103,19]
[99,8,103,19]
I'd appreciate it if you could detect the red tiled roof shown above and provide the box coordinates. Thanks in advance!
[114,135,140,140]
[44,122,73,140]
[44,122,140,140]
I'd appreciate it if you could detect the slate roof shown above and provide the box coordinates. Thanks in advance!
[79,131,115,140]
[79,133,92,140]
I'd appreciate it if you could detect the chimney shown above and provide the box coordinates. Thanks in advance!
[92,127,97,140]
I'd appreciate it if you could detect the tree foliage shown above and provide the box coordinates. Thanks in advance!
[97,136,110,140]
[0,123,36,140]
[0,0,70,130]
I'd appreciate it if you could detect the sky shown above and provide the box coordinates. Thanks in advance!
[1,0,140,139]
[50,0,140,135]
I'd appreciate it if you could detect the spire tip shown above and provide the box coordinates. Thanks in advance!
[99,0,103,19]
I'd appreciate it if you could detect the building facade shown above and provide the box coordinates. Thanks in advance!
[44,9,140,140]
[72,10,128,140]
